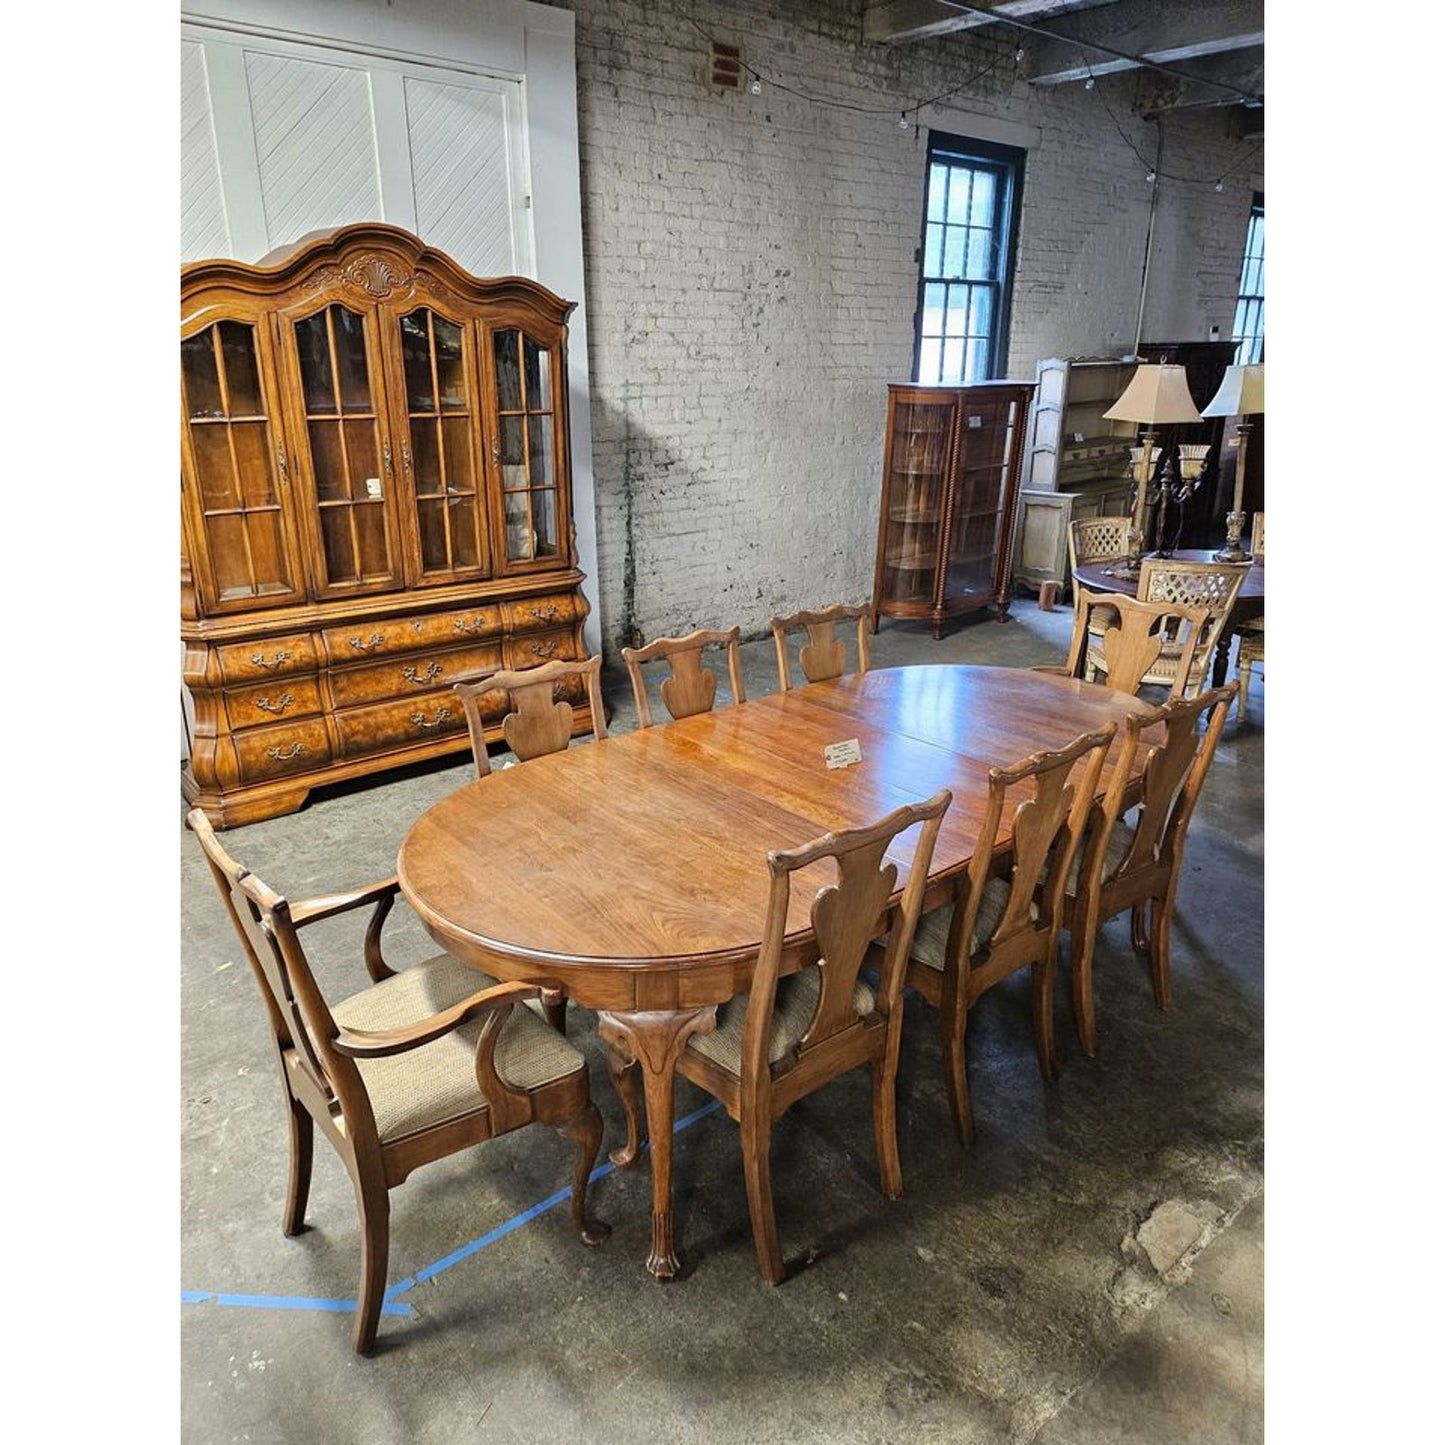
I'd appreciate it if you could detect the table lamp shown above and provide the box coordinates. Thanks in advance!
[1201,363,1264,562]
[1100,364,1202,579]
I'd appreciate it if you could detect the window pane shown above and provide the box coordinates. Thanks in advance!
[944,292,970,337]
[400,311,434,412]
[965,226,994,280]
[435,318,466,410]
[918,337,942,385]
[493,330,522,411]
[332,308,372,413]
[922,283,946,338]
[924,222,943,276]
[968,169,996,229]
[946,168,972,224]
[941,337,965,384]
[964,337,987,385]
[943,226,965,278]
[969,287,993,344]
[295,314,337,415]
[926,164,948,222]
[182,331,223,418]
[220,322,263,415]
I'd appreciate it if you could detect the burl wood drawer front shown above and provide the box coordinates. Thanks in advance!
[327,642,503,709]
[332,694,468,760]
[215,634,319,683]
[232,719,332,784]
[502,593,586,634]
[321,605,505,663]
[504,626,583,670]
[224,676,324,732]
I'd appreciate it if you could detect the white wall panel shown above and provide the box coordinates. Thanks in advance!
[244,50,382,246]
[405,76,524,276]
[180,41,230,260]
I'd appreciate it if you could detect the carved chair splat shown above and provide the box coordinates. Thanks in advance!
[622,626,746,728]
[770,603,872,692]
[453,655,608,779]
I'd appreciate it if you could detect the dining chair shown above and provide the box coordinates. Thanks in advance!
[646,789,949,1284]
[1063,682,1238,1056]
[453,654,608,778]
[1133,557,1248,698]
[622,626,746,727]
[187,809,609,1354]
[1066,516,1132,669]
[1236,512,1265,719]
[904,726,1116,1146]
[1061,586,1211,699]
[770,603,872,691]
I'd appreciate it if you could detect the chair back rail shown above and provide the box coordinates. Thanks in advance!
[622,626,746,728]
[770,603,872,691]
[453,655,608,776]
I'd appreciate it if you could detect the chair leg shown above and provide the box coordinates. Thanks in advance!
[605,1047,644,1170]
[1031,952,1059,1083]
[282,1099,314,1236]
[939,985,977,1147]
[740,1113,784,1285]
[1068,900,1102,1061]
[351,1177,390,1356]
[553,1101,611,1246]
[1237,655,1252,721]
[1149,896,1175,1013]
[870,1058,903,1201]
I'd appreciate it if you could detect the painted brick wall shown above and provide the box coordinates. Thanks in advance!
[555,0,1262,652]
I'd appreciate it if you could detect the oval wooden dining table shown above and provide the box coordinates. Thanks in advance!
[397,664,1155,1279]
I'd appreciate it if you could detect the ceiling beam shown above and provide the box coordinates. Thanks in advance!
[1133,47,1264,116]
[1021,0,1264,85]
[862,1,1118,47]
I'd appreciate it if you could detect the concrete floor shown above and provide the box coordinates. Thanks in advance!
[179,597,1263,1443]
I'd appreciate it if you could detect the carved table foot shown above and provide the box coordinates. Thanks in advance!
[596,1005,716,1279]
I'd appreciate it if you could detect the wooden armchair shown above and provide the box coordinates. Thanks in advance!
[188,809,609,1354]
[905,726,1115,1145]
[1134,558,1248,698]
[1062,586,1210,698]
[622,626,746,727]
[1063,683,1237,1055]
[652,790,950,1283]
[770,603,871,691]
[453,655,608,778]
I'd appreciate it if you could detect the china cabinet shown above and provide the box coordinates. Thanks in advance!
[870,381,1035,638]
[181,223,592,827]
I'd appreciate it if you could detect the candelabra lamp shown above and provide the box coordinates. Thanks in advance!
[1099,364,1203,580]
[1153,443,1213,556]
[1201,363,1265,563]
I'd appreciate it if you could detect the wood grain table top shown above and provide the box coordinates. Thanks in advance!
[397,665,1154,1012]
[1074,549,1264,604]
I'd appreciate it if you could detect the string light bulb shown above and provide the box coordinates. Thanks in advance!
[899,110,910,128]
[1145,169,1157,183]
[1014,46,1025,62]
[1084,75,1096,90]
[1214,179,1225,192]
[749,77,761,95]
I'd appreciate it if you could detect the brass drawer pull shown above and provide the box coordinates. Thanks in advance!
[253,693,294,716]
[529,639,560,660]
[453,616,490,635]
[401,662,443,686]
[266,742,307,762]
[528,603,560,623]
[348,633,385,653]
[410,706,453,730]
[250,650,292,671]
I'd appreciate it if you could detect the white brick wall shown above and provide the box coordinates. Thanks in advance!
[557,0,1263,652]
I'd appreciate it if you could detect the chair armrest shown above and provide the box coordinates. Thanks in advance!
[332,978,552,1060]
[291,878,402,983]
[290,877,401,926]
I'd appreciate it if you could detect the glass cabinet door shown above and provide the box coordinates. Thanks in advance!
[878,398,954,607]
[284,301,403,595]
[181,319,305,611]
[488,328,566,568]
[392,306,490,582]
[946,392,1018,597]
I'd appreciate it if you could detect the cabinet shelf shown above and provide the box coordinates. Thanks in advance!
[888,508,941,524]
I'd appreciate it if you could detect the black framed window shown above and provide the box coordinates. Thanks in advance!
[1232,194,1264,364]
[913,133,1024,385]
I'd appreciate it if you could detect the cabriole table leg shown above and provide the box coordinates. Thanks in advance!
[596,1005,717,1279]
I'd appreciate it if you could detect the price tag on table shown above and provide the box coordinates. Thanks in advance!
[823,738,863,770]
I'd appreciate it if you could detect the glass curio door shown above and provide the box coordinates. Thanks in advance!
[181,315,306,613]
[384,304,492,584]
[878,395,955,609]
[279,298,405,596]
[485,326,568,571]
[946,392,1018,599]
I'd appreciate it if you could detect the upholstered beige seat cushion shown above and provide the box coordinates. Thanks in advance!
[910,876,1014,972]
[687,964,876,1075]
[1086,639,1198,688]
[332,954,584,1143]
[1065,819,1135,899]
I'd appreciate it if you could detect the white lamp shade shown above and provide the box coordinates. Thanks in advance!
[1201,362,1264,417]
[1102,364,1203,425]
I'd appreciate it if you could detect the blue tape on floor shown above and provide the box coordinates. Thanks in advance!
[181,1096,725,1318]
